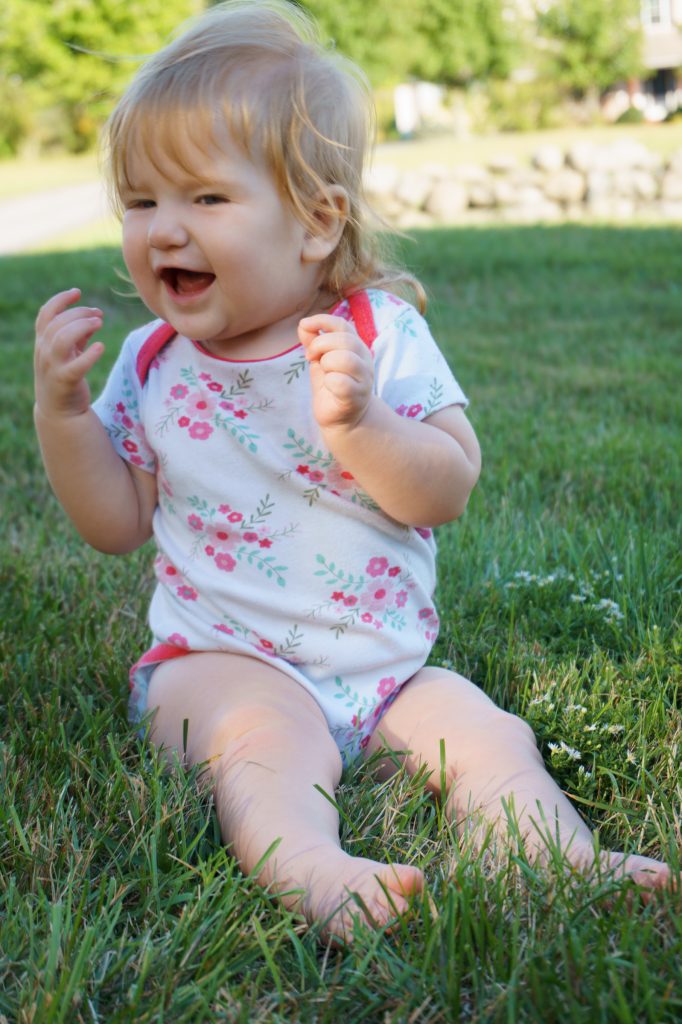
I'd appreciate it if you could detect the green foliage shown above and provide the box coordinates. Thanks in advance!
[301,0,519,86]
[537,0,644,98]
[0,0,202,154]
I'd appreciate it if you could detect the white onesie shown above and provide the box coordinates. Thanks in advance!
[93,289,468,764]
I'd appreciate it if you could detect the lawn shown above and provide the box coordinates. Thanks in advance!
[1,224,681,1022]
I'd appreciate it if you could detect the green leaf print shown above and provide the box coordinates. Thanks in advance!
[423,378,444,417]
[333,676,379,712]
[284,357,307,384]
[215,413,259,453]
[313,555,364,592]
[283,429,334,468]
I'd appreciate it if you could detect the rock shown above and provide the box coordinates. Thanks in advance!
[659,200,682,220]
[395,170,434,209]
[395,208,437,229]
[667,148,682,174]
[501,200,562,223]
[585,170,612,201]
[487,153,519,174]
[612,169,658,201]
[451,163,492,184]
[567,141,598,173]
[661,173,682,201]
[532,144,564,173]
[364,163,400,198]
[468,182,496,208]
[543,168,586,203]
[586,196,636,220]
[424,180,469,220]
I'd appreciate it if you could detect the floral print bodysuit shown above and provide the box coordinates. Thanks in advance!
[92,290,468,764]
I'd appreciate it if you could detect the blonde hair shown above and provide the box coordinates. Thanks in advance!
[103,0,425,309]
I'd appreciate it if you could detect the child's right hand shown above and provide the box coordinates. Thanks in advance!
[34,288,104,419]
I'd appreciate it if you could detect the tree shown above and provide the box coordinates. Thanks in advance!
[301,0,519,87]
[536,0,644,99]
[0,0,202,154]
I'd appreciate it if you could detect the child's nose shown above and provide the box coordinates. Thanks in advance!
[147,206,189,250]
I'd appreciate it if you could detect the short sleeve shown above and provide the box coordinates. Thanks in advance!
[371,303,468,421]
[91,326,157,473]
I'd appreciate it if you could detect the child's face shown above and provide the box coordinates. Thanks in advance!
[120,132,326,359]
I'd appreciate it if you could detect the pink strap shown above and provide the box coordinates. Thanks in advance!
[135,291,378,385]
[136,322,177,385]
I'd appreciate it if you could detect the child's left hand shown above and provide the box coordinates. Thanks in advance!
[298,314,374,432]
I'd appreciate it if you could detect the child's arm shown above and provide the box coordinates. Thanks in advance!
[34,289,157,553]
[299,314,481,527]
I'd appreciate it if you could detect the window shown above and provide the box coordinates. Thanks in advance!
[641,0,672,26]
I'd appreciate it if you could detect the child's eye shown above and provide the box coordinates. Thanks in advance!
[125,198,156,210]
[197,194,227,206]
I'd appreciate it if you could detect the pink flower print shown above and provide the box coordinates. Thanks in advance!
[388,565,401,577]
[116,402,125,413]
[407,404,423,418]
[297,465,310,475]
[207,382,222,392]
[395,404,408,417]
[188,421,213,441]
[167,632,189,648]
[177,585,197,601]
[351,714,364,729]
[170,384,188,400]
[205,545,215,556]
[186,392,216,419]
[395,590,408,607]
[308,470,324,484]
[418,607,434,620]
[215,552,237,572]
[366,556,389,577]
[121,414,134,430]
[377,676,396,697]
[219,504,231,514]
[205,524,236,551]
[130,455,144,466]
[199,372,212,381]
[234,410,248,420]
[220,400,234,411]
[257,638,274,652]
[326,465,355,492]
[227,512,243,523]
[360,735,370,749]
[259,538,273,548]
[415,527,433,540]
[243,532,259,543]
[332,591,345,602]
[360,582,396,614]
[187,513,204,531]
[215,623,235,635]
[361,612,373,623]
[178,416,190,428]
[122,439,138,453]
[344,595,358,607]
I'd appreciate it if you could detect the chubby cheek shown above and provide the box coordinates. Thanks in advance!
[122,226,155,303]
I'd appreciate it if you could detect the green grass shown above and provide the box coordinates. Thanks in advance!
[2,225,681,1022]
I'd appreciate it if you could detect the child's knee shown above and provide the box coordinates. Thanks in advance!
[203,700,342,778]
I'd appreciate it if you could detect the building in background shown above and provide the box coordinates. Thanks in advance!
[637,0,682,117]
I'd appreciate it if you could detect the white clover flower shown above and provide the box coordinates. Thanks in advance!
[578,765,593,779]
[626,750,638,765]
[584,724,598,732]
[570,593,587,603]
[567,704,588,714]
[605,724,625,735]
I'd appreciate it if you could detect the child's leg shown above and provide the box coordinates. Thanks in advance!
[146,652,423,940]
[366,668,671,888]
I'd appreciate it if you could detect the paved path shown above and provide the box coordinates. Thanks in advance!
[0,180,110,255]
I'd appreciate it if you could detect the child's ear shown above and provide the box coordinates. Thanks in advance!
[301,186,349,263]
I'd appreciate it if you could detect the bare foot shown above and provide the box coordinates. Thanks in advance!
[280,846,424,942]
[568,845,674,898]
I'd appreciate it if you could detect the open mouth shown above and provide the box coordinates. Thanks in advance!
[161,267,216,296]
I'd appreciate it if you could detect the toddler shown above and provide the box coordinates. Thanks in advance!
[34,0,671,941]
